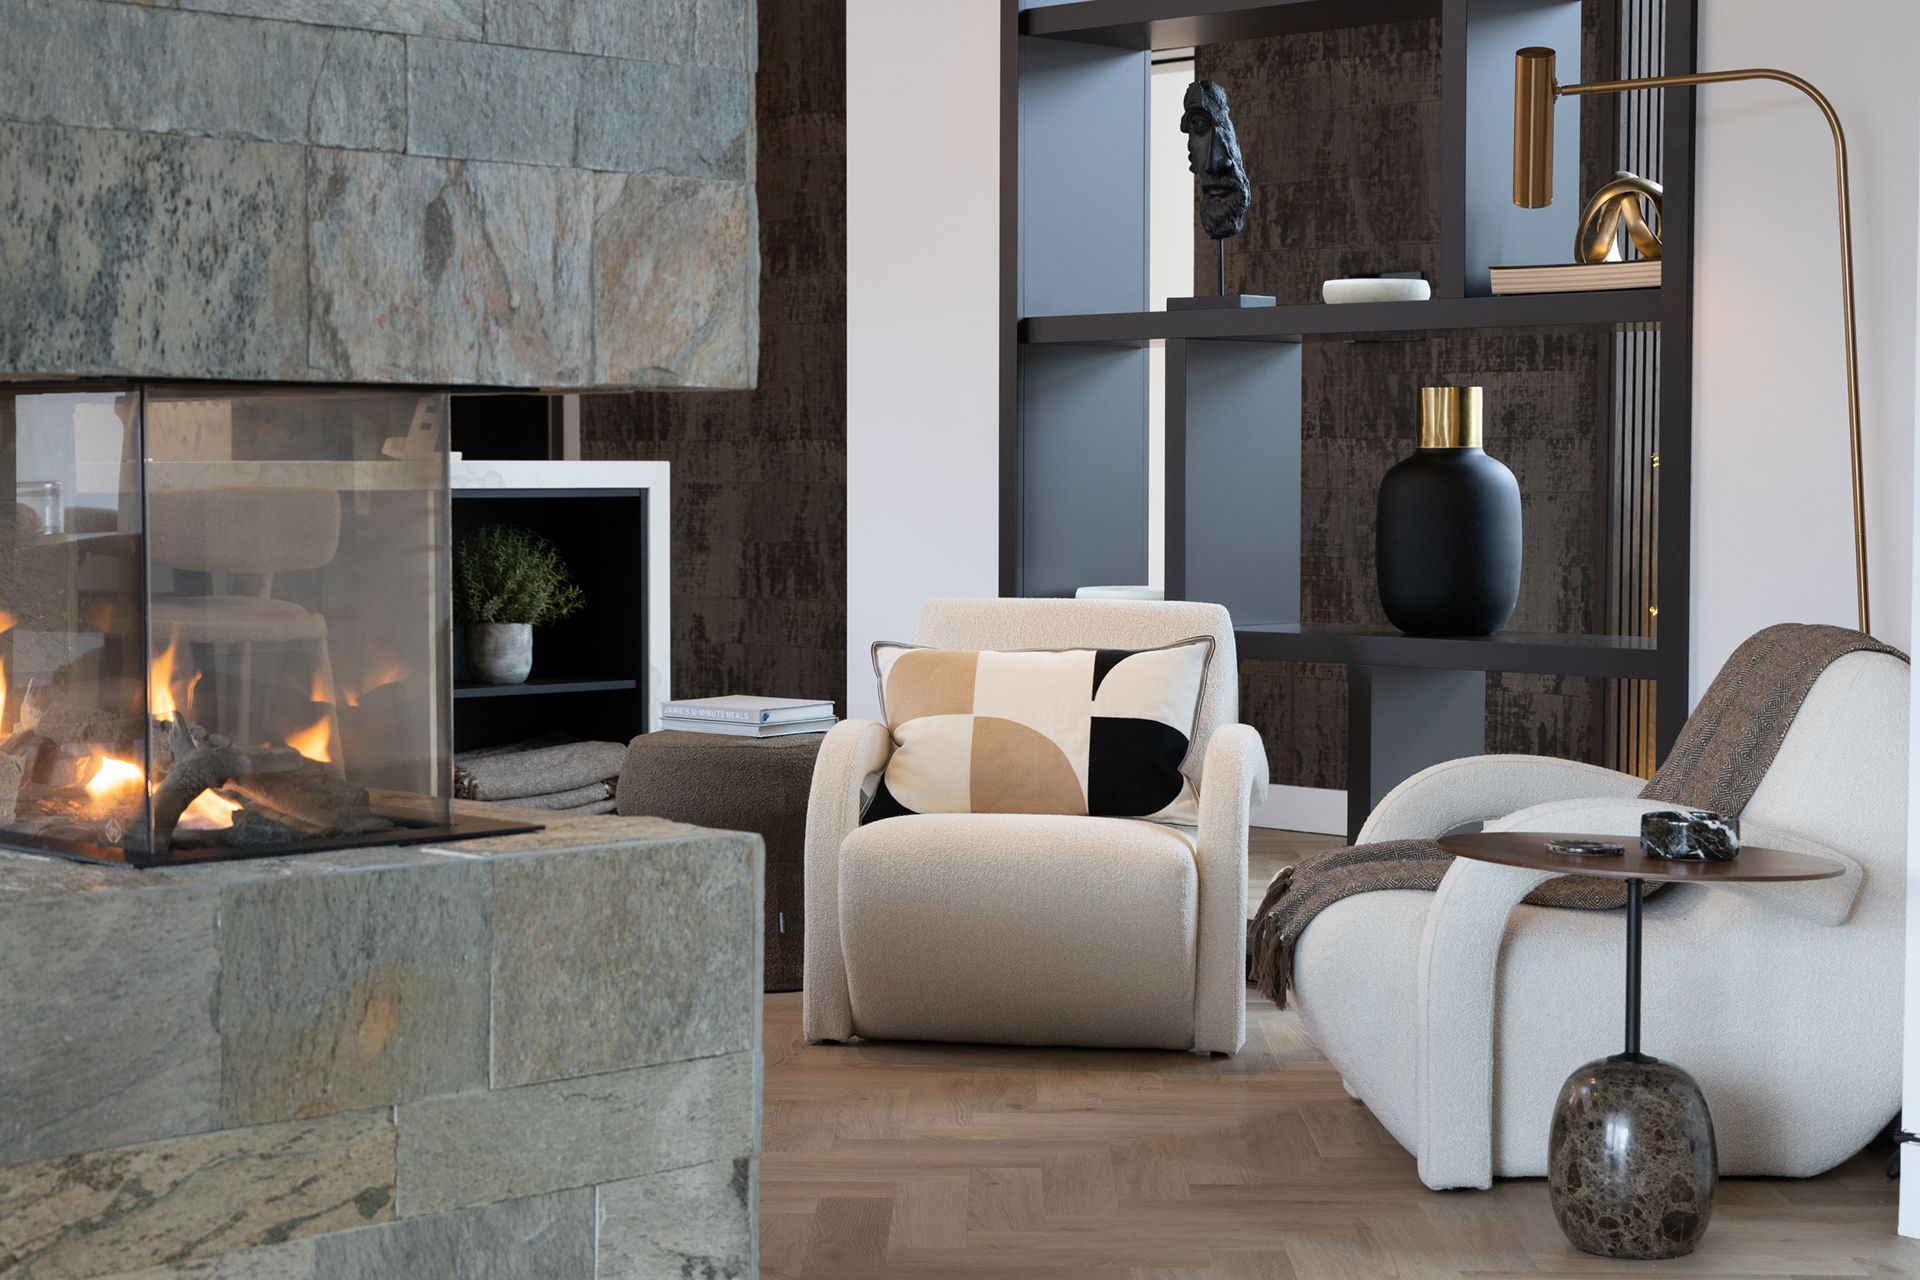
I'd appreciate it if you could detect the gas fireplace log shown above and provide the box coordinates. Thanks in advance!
[140,744,259,850]
[228,770,375,833]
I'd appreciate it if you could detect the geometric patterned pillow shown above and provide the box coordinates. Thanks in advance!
[862,637,1214,826]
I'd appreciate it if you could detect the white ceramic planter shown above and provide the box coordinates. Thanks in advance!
[466,622,533,684]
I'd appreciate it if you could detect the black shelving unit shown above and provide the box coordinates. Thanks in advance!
[1001,0,1697,836]
[450,486,650,753]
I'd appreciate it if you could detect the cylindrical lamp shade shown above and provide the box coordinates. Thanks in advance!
[1513,47,1558,208]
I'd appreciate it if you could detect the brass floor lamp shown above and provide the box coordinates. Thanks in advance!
[1512,48,1870,634]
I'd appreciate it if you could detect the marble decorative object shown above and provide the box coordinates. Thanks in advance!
[1322,277,1432,304]
[1549,1054,1716,1259]
[1641,809,1741,861]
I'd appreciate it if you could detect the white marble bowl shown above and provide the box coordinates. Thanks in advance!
[1323,277,1432,305]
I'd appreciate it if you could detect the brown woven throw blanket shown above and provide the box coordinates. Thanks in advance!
[1251,623,1904,1006]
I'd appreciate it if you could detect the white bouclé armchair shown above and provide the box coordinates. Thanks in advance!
[803,598,1268,1053]
[1292,645,1908,1189]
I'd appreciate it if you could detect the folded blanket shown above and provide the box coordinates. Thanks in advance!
[1249,623,1907,1008]
[499,781,614,811]
[454,740,627,801]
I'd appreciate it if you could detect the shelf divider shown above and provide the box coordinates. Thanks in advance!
[1021,290,1663,345]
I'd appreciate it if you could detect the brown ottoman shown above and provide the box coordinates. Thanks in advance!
[616,729,825,991]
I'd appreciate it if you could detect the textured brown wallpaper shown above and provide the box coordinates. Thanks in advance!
[1197,18,1611,790]
[581,0,848,714]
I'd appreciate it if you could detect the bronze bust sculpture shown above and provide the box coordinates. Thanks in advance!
[1181,80,1251,241]
[1171,80,1272,310]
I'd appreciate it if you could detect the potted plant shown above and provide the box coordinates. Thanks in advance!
[453,525,586,684]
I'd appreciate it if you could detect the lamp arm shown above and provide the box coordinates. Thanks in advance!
[1558,69,1868,634]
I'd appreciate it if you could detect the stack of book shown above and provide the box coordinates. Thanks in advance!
[660,695,838,737]
[1488,259,1661,294]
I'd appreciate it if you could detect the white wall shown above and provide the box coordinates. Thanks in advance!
[844,0,1004,719]
[1693,1,1919,690]
[1903,55,1920,1242]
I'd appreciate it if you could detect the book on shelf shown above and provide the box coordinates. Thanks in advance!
[1488,259,1661,295]
[660,714,838,738]
[659,694,835,725]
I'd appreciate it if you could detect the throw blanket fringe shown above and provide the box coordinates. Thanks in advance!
[1251,623,1907,1008]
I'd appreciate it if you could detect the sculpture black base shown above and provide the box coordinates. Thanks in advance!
[1167,294,1276,311]
[1548,1053,1717,1259]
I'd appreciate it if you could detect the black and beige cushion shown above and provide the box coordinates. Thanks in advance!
[865,637,1213,826]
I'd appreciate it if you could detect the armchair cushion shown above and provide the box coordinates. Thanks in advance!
[837,813,1200,1048]
[864,638,1214,825]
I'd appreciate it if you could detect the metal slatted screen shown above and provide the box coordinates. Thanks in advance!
[1603,0,1665,777]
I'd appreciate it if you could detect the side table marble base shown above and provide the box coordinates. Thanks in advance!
[1548,1053,1717,1259]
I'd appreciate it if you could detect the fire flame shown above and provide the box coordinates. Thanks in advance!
[83,756,144,803]
[0,608,15,632]
[343,646,408,707]
[179,789,241,831]
[286,715,333,764]
[310,668,334,705]
[149,634,195,721]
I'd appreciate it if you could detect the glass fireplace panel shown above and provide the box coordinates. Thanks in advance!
[0,383,499,867]
[0,385,153,856]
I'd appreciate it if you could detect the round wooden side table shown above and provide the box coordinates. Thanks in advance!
[1437,830,1844,1261]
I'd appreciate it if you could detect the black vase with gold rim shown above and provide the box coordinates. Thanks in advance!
[1376,386,1522,636]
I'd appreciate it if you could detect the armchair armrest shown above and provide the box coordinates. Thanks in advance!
[1193,725,1269,1054]
[1358,754,1644,843]
[803,719,891,1043]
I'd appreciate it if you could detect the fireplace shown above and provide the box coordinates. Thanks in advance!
[0,382,535,866]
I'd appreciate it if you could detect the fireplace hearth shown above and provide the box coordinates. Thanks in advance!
[0,382,535,866]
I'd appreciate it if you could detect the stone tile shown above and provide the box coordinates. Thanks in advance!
[0,1,401,149]
[695,0,751,71]
[484,0,697,64]
[395,1051,758,1216]
[0,122,308,381]
[406,36,581,167]
[312,1189,593,1278]
[490,834,759,1086]
[216,859,491,1126]
[577,59,750,180]
[307,147,593,386]
[592,173,756,388]
[0,1110,395,1278]
[308,27,407,151]
[597,1158,755,1280]
[428,810,713,855]
[0,887,221,1164]
[177,0,482,39]
[98,1241,316,1280]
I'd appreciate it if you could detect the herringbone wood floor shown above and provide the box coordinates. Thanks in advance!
[762,834,1916,1279]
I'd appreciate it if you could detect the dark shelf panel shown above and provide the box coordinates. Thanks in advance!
[454,677,640,701]
[1019,0,1438,49]
[1021,291,1663,346]
[1235,624,1660,679]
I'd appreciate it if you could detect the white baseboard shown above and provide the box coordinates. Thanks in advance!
[1250,785,1347,837]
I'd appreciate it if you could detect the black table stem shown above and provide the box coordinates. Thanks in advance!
[1625,876,1643,1056]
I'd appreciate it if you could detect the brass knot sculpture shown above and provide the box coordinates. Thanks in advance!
[1575,170,1662,263]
